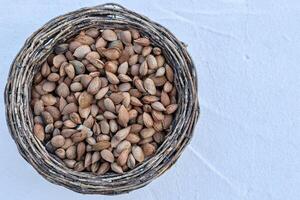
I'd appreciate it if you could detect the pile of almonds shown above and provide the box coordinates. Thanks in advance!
[31,28,177,174]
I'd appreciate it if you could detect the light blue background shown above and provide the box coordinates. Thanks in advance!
[0,0,299,199]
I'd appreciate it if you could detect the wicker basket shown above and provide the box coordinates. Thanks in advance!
[5,3,199,195]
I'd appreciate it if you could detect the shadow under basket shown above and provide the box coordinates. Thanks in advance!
[4,3,199,195]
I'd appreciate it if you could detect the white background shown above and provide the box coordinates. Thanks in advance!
[0,0,299,199]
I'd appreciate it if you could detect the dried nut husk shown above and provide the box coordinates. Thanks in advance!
[102,48,121,60]
[51,135,65,148]
[139,60,148,76]
[142,143,156,157]
[64,159,76,168]
[130,96,143,107]
[65,63,75,79]
[70,60,85,74]
[118,105,129,127]
[106,71,120,84]
[109,40,124,50]
[102,29,117,41]
[118,61,129,74]
[120,30,132,45]
[111,127,131,147]
[41,111,53,124]
[75,34,95,45]
[71,131,87,143]
[152,110,165,121]
[87,57,104,69]
[92,151,101,164]
[127,153,136,169]
[103,111,117,119]
[34,124,45,141]
[74,161,85,172]
[147,55,158,69]
[111,162,123,174]
[126,133,140,144]
[66,145,76,159]
[77,142,86,160]
[142,95,159,104]
[73,45,91,59]
[152,47,161,55]
[95,86,109,100]
[91,162,100,173]
[140,128,156,138]
[62,103,78,115]
[151,102,166,111]
[95,37,107,48]
[42,81,56,92]
[34,100,44,115]
[118,74,132,82]
[166,104,178,114]
[117,149,130,166]
[41,94,57,106]
[143,112,154,128]
[56,82,70,98]
[55,148,66,159]
[109,120,118,133]
[92,141,111,151]
[87,77,101,95]
[47,73,60,82]
[104,98,115,113]
[155,67,165,77]
[165,64,174,82]
[163,81,173,93]
[97,162,110,175]
[132,145,144,163]
[101,149,114,163]
[110,93,124,104]
[70,82,83,92]
[53,54,67,68]
[78,92,93,108]
[134,38,150,46]
[144,78,156,95]
[84,152,92,168]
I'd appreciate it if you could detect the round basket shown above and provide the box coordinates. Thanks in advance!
[5,3,199,195]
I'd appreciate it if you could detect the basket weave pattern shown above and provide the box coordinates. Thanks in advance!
[5,3,199,195]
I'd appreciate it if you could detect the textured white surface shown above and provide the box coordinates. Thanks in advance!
[0,0,299,199]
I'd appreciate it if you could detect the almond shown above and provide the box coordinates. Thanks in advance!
[110,162,123,174]
[134,38,150,46]
[118,105,129,127]
[92,141,111,151]
[62,103,78,115]
[140,128,156,138]
[101,149,114,163]
[78,91,93,108]
[51,135,65,148]
[95,86,109,100]
[143,112,154,128]
[87,77,101,95]
[132,145,144,163]
[102,30,117,41]
[73,45,91,59]
[33,124,45,141]
[144,78,156,95]
[106,71,120,84]
[151,102,166,111]
[56,82,70,98]
[53,54,67,68]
